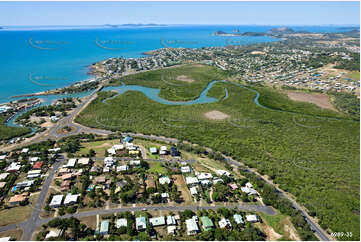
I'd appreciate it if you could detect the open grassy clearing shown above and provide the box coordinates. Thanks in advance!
[76,139,119,157]
[0,114,31,141]
[148,162,168,174]
[346,71,360,81]
[0,229,23,241]
[76,65,360,240]
[172,174,193,205]
[0,205,32,226]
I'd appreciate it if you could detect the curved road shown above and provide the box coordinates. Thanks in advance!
[0,83,332,241]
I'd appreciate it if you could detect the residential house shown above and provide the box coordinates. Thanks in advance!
[216,170,231,177]
[218,218,232,229]
[0,182,6,189]
[116,218,127,228]
[166,216,176,225]
[32,162,43,170]
[0,173,10,180]
[200,216,214,231]
[49,194,63,208]
[27,170,41,179]
[136,216,147,231]
[159,146,168,155]
[159,176,171,185]
[113,144,124,151]
[185,218,199,235]
[167,225,177,235]
[8,194,27,206]
[213,178,223,184]
[190,186,198,196]
[94,176,106,184]
[117,165,128,172]
[58,168,69,176]
[186,177,199,186]
[123,136,133,143]
[233,214,244,225]
[100,220,109,235]
[61,180,71,191]
[61,173,73,181]
[200,180,211,186]
[6,162,21,172]
[0,155,7,160]
[21,148,29,153]
[64,194,79,206]
[129,160,140,166]
[104,157,115,167]
[107,148,116,155]
[181,166,191,173]
[149,216,166,227]
[78,158,90,165]
[48,148,61,153]
[241,186,258,195]
[16,180,34,189]
[246,215,258,223]
[229,183,239,191]
[45,229,61,240]
[197,173,213,180]
[149,147,158,154]
[64,158,77,168]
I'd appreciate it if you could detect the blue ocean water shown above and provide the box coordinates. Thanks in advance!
[0,25,349,102]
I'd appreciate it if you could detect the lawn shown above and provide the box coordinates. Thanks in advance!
[76,65,360,240]
[148,162,168,174]
[346,71,360,81]
[0,205,32,226]
[76,139,120,157]
[0,229,23,241]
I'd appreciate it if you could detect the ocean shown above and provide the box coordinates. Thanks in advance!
[0,24,349,103]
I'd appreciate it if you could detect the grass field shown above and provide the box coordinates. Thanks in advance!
[0,114,31,141]
[148,162,169,174]
[0,205,32,226]
[76,139,119,157]
[76,65,360,240]
[346,71,360,81]
[0,229,23,241]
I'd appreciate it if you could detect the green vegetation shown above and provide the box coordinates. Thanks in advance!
[0,114,31,141]
[207,82,227,99]
[76,65,360,240]
[346,71,360,81]
[329,91,360,119]
[108,64,227,101]
[335,53,360,71]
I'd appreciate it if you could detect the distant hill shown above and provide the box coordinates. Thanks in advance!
[105,24,167,28]
[268,27,295,34]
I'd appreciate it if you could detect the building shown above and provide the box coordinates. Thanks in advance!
[32,162,43,170]
[200,180,211,186]
[136,216,147,231]
[200,216,214,231]
[17,180,34,189]
[29,157,39,163]
[45,229,61,239]
[48,148,61,153]
[149,147,158,154]
[94,176,106,184]
[166,216,176,225]
[0,173,10,180]
[159,176,171,185]
[216,170,231,177]
[64,194,79,205]
[64,158,77,168]
[218,218,232,229]
[49,194,63,208]
[170,147,180,157]
[181,166,191,173]
[190,186,198,196]
[233,214,244,225]
[8,194,27,206]
[58,168,69,176]
[245,182,253,188]
[107,148,116,155]
[104,157,115,167]
[6,162,21,172]
[185,218,199,235]
[61,173,73,181]
[113,144,124,150]
[129,160,140,166]
[229,183,239,190]
[61,180,71,191]
[116,218,127,228]
[27,170,41,179]
[149,216,166,227]
[100,220,109,235]
[21,148,29,153]
[123,136,133,143]
[159,146,168,155]
[0,182,6,189]
[167,225,177,235]
[78,158,90,165]
[0,155,6,160]
[241,186,258,195]
[197,173,213,180]
[117,165,128,172]
[246,215,258,223]
[186,177,199,186]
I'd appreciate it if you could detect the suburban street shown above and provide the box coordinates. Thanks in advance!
[0,84,332,241]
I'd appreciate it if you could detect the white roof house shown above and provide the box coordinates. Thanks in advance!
[78,158,90,165]
[181,166,191,173]
[197,173,213,180]
[0,155,6,160]
[107,148,116,155]
[136,216,147,230]
[218,218,232,229]
[216,170,231,177]
[149,216,166,227]
[27,170,41,179]
[104,157,115,167]
[49,194,63,208]
[149,147,158,154]
[159,176,171,185]
[45,229,61,239]
[6,162,21,172]
[161,193,169,198]
[48,148,61,153]
[0,173,10,180]
[213,178,223,184]
[200,180,211,186]
[246,215,258,223]
[245,182,253,188]
[159,146,168,155]
[186,177,199,185]
[64,194,79,205]
[241,187,258,195]
[185,218,199,235]
[117,165,129,172]
[29,157,39,163]
[167,216,176,225]
[65,158,77,168]
[21,148,29,153]
[113,144,124,150]
[160,146,167,151]
[167,225,177,234]
[190,186,198,196]
[129,160,140,166]
[116,218,127,228]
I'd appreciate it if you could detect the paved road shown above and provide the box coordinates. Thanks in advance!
[0,83,331,241]
[22,156,66,240]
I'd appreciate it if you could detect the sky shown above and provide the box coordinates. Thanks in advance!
[0,1,360,26]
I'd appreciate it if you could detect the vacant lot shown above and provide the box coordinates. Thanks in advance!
[0,229,23,241]
[172,175,192,205]
[79,216,97,229]
[0,205,32,226]
[76,139,119,157]
[286,91,338,111]
[176,75,195,83]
